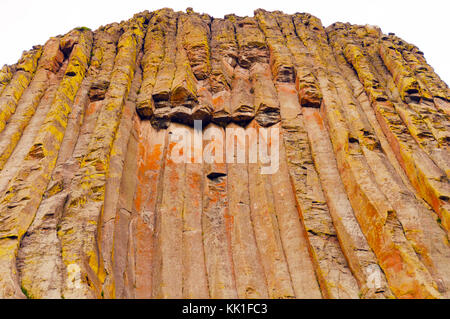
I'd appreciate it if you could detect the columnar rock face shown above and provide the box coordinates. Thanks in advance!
[0,8,448,299]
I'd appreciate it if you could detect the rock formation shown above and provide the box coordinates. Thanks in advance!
[0,8,448,299]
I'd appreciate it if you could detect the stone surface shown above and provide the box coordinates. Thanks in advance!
[0,8,448,299]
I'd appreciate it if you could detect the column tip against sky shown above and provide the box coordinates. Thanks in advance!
[0,0,448,83]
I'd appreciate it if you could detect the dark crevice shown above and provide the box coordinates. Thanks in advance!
[206,172,227,181]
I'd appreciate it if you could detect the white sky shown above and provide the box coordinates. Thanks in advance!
[0,0,448,83]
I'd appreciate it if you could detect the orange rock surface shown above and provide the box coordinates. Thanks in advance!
[0,8,448,299]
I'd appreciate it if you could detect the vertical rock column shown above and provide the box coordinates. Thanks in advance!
[180,11,214,122]
[327,23,450,297]
[378,36,450,176]
[102,35,144,298]
[255,10,339,298]
[135,10,167,119]
[332,24,450,234]
[0,37,64,170]
[151,9,178,126]
[232,15,280,127]
[268,11,382,298]
[126,123,167,298]
[202,123,237,298]
[18,23,122,300]
[209,19,237,125]
[16,31,97,299]
[0,65,13,95]
[273,12,322,108]
[396,39,450,114]
[151,123,186,298]
[182,125,209,298]
[57,16,145,298]
[246,121,295,299]
[225,122,268,298]
[169,14,199,124]
[0,29,92,299]
[227,15,257,124]
[294,13,440,298]
[0,47,42,133]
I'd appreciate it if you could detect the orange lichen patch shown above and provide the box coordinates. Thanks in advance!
[212,94,225,107]
[130,122,166,298]
[85,100,101,116]
[150,122,186,298]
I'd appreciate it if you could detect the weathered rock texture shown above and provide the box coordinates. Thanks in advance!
[0,8,448,299]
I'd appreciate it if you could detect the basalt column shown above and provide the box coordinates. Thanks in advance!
[0,8,448,299]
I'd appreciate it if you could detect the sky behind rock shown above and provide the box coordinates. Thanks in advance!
[0,0,448,83]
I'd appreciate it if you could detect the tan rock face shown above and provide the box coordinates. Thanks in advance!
[0,8,449,299]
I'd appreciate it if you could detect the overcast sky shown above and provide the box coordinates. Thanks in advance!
[0,0,448,83]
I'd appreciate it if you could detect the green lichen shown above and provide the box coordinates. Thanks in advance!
[76,26,91,32]
[21,285,31,299]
